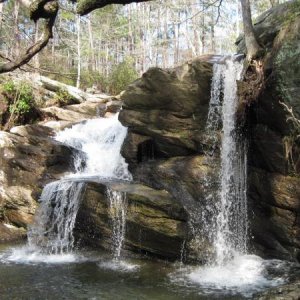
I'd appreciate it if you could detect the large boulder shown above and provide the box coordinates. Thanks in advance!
[131,155,220,262]
[119,58,213,163]
[40,101,106,123]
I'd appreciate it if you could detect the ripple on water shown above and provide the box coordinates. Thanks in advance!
[97,259,140,272]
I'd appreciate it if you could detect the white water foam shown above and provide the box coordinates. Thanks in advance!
[172,255,286,297]
[55,113,132,181]
[1,246,79,264]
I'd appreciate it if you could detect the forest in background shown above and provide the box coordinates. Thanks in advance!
[0,0,287,93]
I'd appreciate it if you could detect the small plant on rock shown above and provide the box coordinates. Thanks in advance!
[0,80,35,130]
[54,88,74,106]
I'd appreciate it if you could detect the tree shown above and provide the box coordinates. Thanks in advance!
[76,14,81,88]
[0,0,59,74]
[240,0,263,59]
[0,0,151,74]
[0,0,285,77]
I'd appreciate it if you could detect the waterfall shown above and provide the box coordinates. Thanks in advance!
[26,113,131,256]
[215,58,247,264]
[28,181,85,254]
[205,63,224,147]
[201,57,247,265]
[180,56,277,293]
[106,188,127,259]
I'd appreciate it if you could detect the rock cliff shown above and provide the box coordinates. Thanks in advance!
[237,0,300,261]
[118,1,300,262]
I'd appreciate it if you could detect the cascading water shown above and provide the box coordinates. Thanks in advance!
[195,62,225,259]
[55,114,132,181]
[205,63,224,147]
[200,57,247,264]
[7,113,131,261]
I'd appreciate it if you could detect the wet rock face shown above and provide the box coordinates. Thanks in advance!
[132,155,220,262]
[0,124,79,241]
[248,168,300,262]
[242,0,300,261]
[74,181,188,260]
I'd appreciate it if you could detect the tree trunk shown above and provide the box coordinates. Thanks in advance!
[240,0,263,59]
[14,1,20,58]
[163,7,169,67]
[0,3,3,30]
[210,8,215,53]
[201,12,206,54]
[87,16,95,71]
[76,15,81,89]
[34,22,40,71]
[236,0,240,37]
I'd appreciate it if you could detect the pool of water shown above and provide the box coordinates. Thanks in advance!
[0,243,299,300]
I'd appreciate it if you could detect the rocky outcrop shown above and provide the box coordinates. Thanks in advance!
[119,59,213,164]
[236,0,300,261]
[40,93,122,127]
[0,124,79,241]
[119,58,219,261]
[74,180,188,260]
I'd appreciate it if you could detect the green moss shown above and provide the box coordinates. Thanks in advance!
[274,23,300,114]
[283,0,300,26]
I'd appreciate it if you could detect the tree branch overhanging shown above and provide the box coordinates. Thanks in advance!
[0,0,58,74]
[76,0,151,16]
